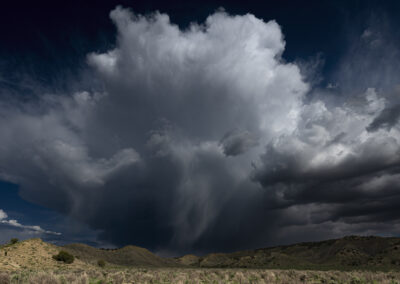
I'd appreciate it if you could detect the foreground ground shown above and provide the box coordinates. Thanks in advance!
[1,268,400,284]
[2,238,400,283]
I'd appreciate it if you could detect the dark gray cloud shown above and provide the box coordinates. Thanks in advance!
[220,129,259,156]
[367,104,400,131]
[0,7,400,255]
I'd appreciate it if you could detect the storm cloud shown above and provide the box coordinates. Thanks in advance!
[0,7,400,254]
[220,129,259,156]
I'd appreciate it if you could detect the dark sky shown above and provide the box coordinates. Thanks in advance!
[1,0,392,88]
[1,0,400,255]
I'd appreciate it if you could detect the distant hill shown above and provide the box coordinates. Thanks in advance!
[2,236,400,271]
[176,236,400,270]
[63,243,176,267]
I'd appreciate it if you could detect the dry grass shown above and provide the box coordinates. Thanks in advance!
[0,268,399,283]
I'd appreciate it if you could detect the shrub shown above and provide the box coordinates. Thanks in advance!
[97,259,106,268]
[9,238,18,245]
[52,251,74,264]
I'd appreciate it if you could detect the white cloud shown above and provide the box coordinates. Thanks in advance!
[0,209,7,220]
[254,87,400,185]
[0,209,61,236]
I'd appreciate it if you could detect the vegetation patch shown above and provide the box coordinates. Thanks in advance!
[52,250,74,264]
[97,259,106,268]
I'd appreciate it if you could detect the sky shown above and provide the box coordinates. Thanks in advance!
[1,0,400,256]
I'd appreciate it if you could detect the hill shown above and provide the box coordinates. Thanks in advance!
[177,235,400,270]
[2,236,400,283]
[0,238,92,271]
[0,238,175,271]
[63,243,176,267]
[2,235,400,272]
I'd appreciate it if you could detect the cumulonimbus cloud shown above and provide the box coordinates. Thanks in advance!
[0,7,400,254]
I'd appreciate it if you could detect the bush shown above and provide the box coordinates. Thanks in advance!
[9,238,18,245]
[97,259,106,268]
[52,251,74,264]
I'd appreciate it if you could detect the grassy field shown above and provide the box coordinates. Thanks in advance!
[3,237,400,283]
[1,267,400,283]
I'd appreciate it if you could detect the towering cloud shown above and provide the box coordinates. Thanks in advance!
[0,7,400,254]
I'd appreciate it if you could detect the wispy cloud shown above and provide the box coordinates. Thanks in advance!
[0,209,61,236]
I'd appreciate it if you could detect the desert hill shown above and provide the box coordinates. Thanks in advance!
[2,235,400,271]
[177,235,400,270]
[0,238,92,271]
[0,238,175,272]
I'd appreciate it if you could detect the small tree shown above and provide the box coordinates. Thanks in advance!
[52,251,74,264]
[97,259,106,268]
[10,238,18,245]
